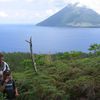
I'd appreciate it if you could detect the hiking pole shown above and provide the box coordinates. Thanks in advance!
[26,37,37,73]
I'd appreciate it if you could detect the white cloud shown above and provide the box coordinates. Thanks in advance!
[0,0,100,24]
[0,11,8,17]
[0,0,12,2]
[25,0,34,3]
[63,0,100,14]
[46,9,56,15]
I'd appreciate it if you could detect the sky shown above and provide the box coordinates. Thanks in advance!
[0,0,100,24]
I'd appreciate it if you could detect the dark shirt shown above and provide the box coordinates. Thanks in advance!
[2,80,16,99]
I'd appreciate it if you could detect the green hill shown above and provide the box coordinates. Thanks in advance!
[1,49,100,100]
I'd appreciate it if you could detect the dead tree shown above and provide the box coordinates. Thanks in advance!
[26,37,37,73]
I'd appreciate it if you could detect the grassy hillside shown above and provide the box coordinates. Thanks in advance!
[1,50,100,100]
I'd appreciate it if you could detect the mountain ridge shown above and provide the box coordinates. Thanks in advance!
[37,4,100,27]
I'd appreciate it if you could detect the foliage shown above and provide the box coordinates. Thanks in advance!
[88,43,100,54]
[0,47,100,100]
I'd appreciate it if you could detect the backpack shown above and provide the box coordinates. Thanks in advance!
[0,62,10,72]
[3,80,16,99]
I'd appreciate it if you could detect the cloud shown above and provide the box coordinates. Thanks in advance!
[0,0,12,2]
[62,0,100,14]
[25,0,34,3]
[46,9,58,15]
[0,0,100,24]
[0,11,8,17]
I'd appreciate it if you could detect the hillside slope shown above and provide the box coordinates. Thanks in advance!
[37,4,100,27]
[2,52,100,100]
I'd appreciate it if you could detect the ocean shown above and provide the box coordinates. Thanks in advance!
[0,25,100,53]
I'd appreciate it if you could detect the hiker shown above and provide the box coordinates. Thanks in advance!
[0,53,10,73]
[0,53,10,93]
[1,71,19,100]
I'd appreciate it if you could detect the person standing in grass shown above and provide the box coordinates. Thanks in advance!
[0,53,10,92]
[1,71,19,100]
[0,53,10,75]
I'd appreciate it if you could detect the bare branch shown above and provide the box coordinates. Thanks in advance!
[25,40,30,43]
[26,37,37,73]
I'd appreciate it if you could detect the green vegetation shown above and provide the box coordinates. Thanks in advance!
[1,44,100,100]
[88,43,100,54]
